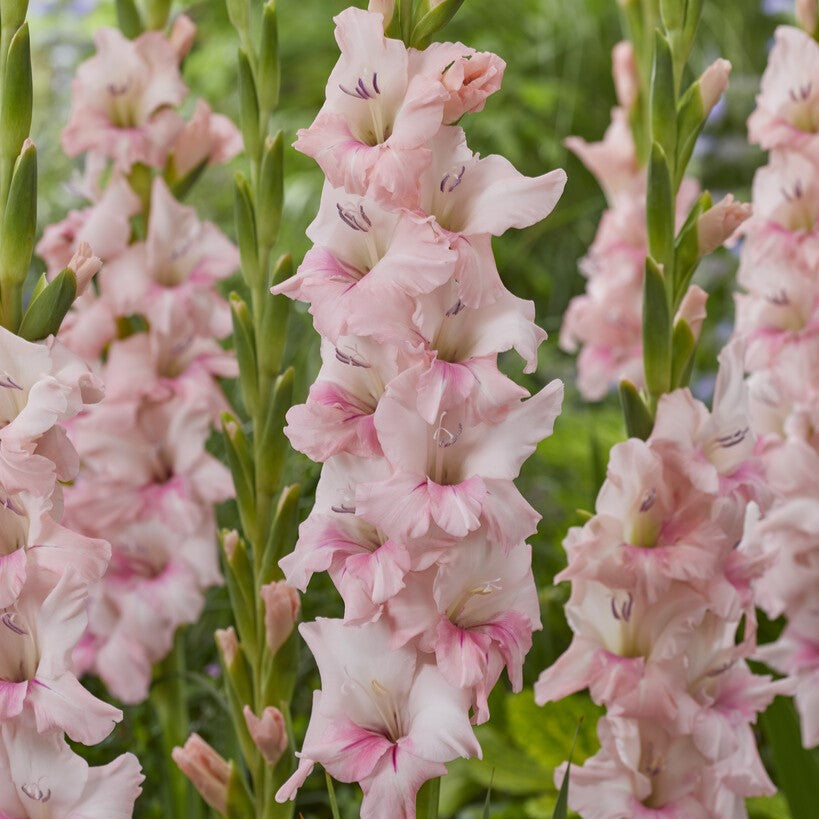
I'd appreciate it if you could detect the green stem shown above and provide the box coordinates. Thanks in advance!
[152,631,203,819]
[416,777,441,819]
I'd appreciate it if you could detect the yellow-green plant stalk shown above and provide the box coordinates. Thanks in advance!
[618,0,741,437]
[218,1,301,817]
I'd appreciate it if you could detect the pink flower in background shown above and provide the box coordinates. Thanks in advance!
[276,619,480,818]
[61,27,187,170]
[168,99,242,178]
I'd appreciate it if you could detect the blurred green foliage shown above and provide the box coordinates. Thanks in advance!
[31,0,804,816]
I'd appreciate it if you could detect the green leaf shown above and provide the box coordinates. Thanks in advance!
[675,81,707,189]
[650,31,676,162]
[260,483,300,585]
[233,172,260,287]
[256,367,296,500]
[1,23,32,161]
[761,696,819,819]
[237,49,260,161]
[670,318,696,389]
[481,772,494,819]
[144,0,171,30]
[416,777,441,819]
[552,717,583,819]
[642,256,671,398]
[619,379,655,441]
[225,0,250,36]
[659,0,684,31]
[258,1,280,116]
[411,0,467,46]
[115,0,143,38]
[646,142,674,270]
[0,140,36,289]
[229,293,258,416]
[746,793,790,819]
[225,762,255,819]
[506,691,602,771]
[18,268,76,341]
[257,132,283,248]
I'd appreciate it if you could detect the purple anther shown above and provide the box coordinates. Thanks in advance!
[2,611,26,635]
[0,374,23,390]
[331,503,356,514]
[372,72,380,94]
[639,488,656,513]
[610,597,621,620]
[445,299,465,317]
[716,427,749,448]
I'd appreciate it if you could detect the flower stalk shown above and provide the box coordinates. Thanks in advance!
[220,2,301,817]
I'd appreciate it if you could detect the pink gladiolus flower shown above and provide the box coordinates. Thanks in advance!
[169,99,243,178]
[748,26,819,160]
[0,568,122,744]
[61,27,187,170]
[276,619,480,818]
[0,713,143,818]
[294,8,448,206]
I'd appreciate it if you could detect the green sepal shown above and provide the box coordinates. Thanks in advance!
[672,192,710,305]
[398,0,414,44]
[225,0,250,37]
[552,718,582,819]
[411,0,467,46]
[233,172,260,287]
[0,141,36,288]
[257,132,283,248]
[642,256,672,397]
[221,413,256,536]
[1,23,32,161]
[261,253,293,376]
[682,0,703,52]
[646,142,674,271]
[0,0,28,29]
[260,483,300,586]
[144,0,171,29]
[670,317,697,389]
[258,1,280,116]
[217,638,257,771]
[167,156,208,201]
[257,367,294,500]
[225,762,255,819]
[18,268,76,341]
[261,618,298,707]
[618,380,655,441]
[229,293,258,416]
[237,49,260,162]
[675,80,707,187]
[115,0,143,38]
[659,0,684,31]
[28,271,46,302]
[576,509,594,523]
[650,31,676,163]
[219,529,257,659]
[217,633,254,713]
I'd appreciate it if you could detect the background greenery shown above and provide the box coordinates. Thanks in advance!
[30,0,811,815]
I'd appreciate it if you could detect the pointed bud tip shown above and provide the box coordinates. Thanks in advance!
[699,59,732,114]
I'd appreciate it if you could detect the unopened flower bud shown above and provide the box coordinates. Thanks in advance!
[260,581,300,655]
[674,285,708,342]
[170,14,196,62]
[67,241,102,297]
[612,41,639,111]
[243,705,288,768]
[696,194,751,256]
[796,0,818,35]
[368,0,395,27]
[215,626,239,666]
[221,529,240,561]
[698,59,732,116]
[172,734,229,814]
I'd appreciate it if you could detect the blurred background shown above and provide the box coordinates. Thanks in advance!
[31,0,794,815]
